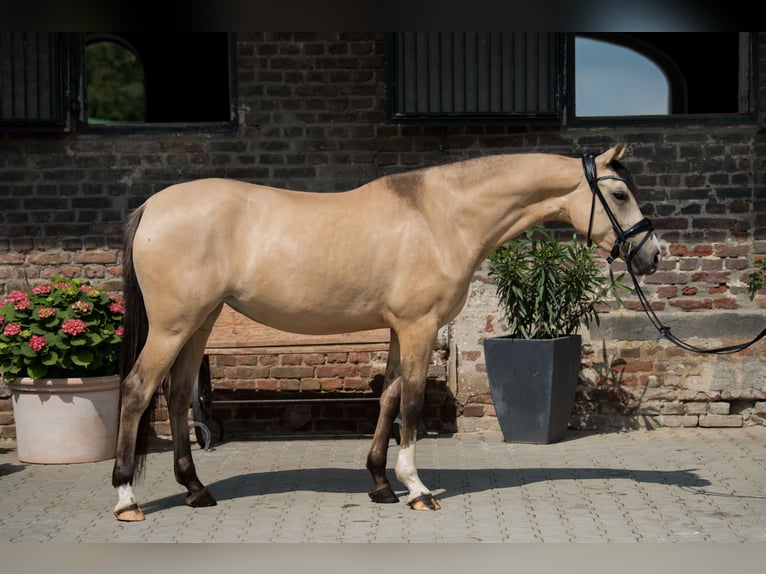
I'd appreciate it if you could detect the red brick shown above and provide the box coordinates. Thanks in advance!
[463,404,485,417]
[713,298,738,309]
[657,286,678,298]
[321,379,344,391]
[28,252,71,265]
[271,366,315,379]
[315,364,360,378]
[669,298,713,310]
[72,251,118,264]
[715,244,749,257]
[259,355,279,367]
[344,378,372,391]
[302,353,326,366]
[348,352,371,363]
[255,379,279,391]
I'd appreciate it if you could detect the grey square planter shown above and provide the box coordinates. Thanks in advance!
[483,335,581,444]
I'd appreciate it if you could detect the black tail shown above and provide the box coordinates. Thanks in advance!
[116,204,154,483]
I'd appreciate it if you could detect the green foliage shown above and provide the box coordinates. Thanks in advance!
[0,276,124,381]
[488,227,629,339]
[747,258,766,301]
[85,41,145,122]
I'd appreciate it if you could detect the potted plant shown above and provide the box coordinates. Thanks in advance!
[483,227,626,443]
[0,276,125,463]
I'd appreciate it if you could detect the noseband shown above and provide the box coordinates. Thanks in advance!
[582,153,653,268]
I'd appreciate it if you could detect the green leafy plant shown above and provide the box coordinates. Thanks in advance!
[488,227,629,339]
[0,276,124,380]
[747,258,766,301]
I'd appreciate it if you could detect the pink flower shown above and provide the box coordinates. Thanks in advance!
[2,291,30,310]
[29,335,47,352]
[109,301,126,314]
[71,301,93,313]
[3,323,21,336]
[37,307,56,319]
[32,284,51,295]
[115,326,124,338]
[61,318,87,336]
[80,285,100,298]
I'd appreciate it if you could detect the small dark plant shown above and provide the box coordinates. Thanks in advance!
[747,258,766,301]
[488,226,629,339]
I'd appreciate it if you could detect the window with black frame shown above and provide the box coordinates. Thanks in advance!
[384,32,756,126]
[0,32,69,131]
[571,32,754,123]
[385,32,563,124]
[79,32,236,129]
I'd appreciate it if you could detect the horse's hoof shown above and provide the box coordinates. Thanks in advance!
[408,494,441,511]
[368,484,399,504]
[186,487,217,508]
[113,504,146,522]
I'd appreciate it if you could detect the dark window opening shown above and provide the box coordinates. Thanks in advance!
[85,37,145,123]
[81,32,235,128]
[574,33,748,120]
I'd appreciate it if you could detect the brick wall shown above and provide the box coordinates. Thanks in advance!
[2,32,766,439]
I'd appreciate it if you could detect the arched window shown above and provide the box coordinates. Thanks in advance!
[84,36,146,124]
[79,33,235,130]
[571,33,750,122]
[575,36,670,117]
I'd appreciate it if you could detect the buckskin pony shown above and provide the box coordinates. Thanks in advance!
[112,143,661,520]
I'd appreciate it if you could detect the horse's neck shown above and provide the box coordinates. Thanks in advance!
[427,154,578,263]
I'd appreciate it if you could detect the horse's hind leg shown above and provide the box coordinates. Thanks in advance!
[366,331,402,503]
[112,331,186,521]
[167,328,218,508]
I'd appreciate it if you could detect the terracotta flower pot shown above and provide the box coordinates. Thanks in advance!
[9,374,120,464]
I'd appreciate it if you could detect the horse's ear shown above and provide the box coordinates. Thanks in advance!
[596,143,626,165]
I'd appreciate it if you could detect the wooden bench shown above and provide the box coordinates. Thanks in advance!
[192,305,391,446]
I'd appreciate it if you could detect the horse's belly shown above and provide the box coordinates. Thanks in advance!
[225,297,387,336]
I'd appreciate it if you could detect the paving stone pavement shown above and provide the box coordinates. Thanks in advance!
[2,426,766,543]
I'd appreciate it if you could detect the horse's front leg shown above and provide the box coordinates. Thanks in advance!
[367,331,402,503]
[394,322,440,511]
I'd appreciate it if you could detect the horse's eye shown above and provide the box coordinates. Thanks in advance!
[613,191,628,202]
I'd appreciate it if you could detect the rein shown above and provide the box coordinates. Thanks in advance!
[582,153,766,355]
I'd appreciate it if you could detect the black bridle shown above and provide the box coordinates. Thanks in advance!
[582,153,766,355]
[582,153,654,266]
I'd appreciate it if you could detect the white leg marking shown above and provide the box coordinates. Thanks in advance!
[115,484,137,513]
[395,444,430,502]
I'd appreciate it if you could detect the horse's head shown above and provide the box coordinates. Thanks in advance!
[572,144,661,276]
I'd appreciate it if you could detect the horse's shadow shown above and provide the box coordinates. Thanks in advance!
[139,465,711,516]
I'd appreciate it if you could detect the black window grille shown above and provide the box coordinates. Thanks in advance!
[0,32,69,130]
[385,32,563,123]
